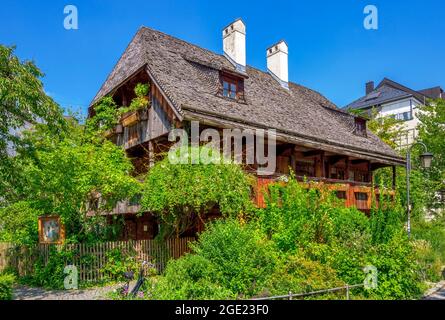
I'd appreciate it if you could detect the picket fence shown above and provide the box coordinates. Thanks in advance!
[0,238,194,282]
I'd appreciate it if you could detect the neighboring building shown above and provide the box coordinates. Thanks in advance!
[345,78,444,148]
[89,20,404,240]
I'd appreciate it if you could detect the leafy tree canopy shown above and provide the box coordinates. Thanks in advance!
[140,147,254,237]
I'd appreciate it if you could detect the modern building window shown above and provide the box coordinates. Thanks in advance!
[390,111,413,122]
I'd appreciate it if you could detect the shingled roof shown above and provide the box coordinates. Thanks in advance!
[90,26,403,165]
[345,78,430,111]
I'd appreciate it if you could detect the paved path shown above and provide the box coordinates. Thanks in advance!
[423,282,445,300]
[13,284,120,300]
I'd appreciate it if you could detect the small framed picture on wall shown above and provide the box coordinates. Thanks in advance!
[38,216,65,244]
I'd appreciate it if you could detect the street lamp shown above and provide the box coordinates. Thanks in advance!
[406,142,433,238]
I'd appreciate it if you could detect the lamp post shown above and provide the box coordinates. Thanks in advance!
[406,141,433,238]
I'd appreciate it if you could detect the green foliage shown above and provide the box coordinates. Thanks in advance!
[0,45,65,201]
[150,254,235,300]
[0,273,15,300]
[26,247,75,290]
[263,254,344,297]
[86,97,121,134]
[2,116,141,244]
[366,232,423,299]
[257,175,355,251]
[141,148,253,237]
[0,202,41,245]
[127,83,150,112]
[412,217,445,282]
[101,248,139,282]
[417,98,445,211]
[87,83,150,135]
[192,219,277,297]
[144,174,429,300]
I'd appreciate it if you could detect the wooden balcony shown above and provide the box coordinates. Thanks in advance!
[255,175,394,213]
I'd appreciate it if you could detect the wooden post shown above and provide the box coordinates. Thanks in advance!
[392,166,397,190]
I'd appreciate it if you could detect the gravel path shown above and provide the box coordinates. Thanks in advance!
[13,284,120,300]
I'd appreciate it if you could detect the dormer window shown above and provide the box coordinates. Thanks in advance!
[219,73,245,102]
[354,118,367,137]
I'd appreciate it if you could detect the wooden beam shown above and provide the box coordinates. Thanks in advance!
[303,150,324,158]
[351,159,369,165]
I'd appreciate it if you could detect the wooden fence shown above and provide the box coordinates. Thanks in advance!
[0,238,194,283]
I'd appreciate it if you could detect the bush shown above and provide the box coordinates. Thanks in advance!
[101,247,140,282]
[150,254,234,300]
[366,232,424,300]
[0,273,16,300]
[0,202,41,245]
[192,219,278,297]
[263,254,344,298]
[28,247,75,290]
[412,218,445,280]
[148,219,278,299]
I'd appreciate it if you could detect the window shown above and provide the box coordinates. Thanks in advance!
[223,80,237,99]
[391,111,413,122]
[295,160,315,177]
[219,73,245,101]
[223,79,237,99]
[336,191,347,200]
[355,192,368,201]
[330,167,345,180]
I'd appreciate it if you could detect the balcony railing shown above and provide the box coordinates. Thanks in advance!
[255,175,394,213]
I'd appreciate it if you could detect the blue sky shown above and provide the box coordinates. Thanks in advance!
[1,0,444,115]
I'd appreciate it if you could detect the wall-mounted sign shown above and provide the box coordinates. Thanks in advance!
[38,216,65,244]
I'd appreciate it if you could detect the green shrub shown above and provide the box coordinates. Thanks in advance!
[192,219,278,297]
[101,247,139,282]
[263,254,344,298]
[150,254,234,300]
[0,273,15,300]
[0,202,41,245]
[366,231,424,300]
[28,247,75,290]
[412,218,445,282]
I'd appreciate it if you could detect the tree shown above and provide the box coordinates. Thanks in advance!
[140,147,254,238]
[417,98,445,212]
[0,45,65,200]
[0,116,141,243]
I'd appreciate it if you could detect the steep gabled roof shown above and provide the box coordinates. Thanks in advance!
[345,78,429,111]
[90,26,402,164]
[418,86,444,100]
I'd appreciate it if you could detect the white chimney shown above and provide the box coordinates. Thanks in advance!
[223,19,246,72]
[267,40,289,89]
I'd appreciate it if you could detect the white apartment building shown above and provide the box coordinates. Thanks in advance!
[345,78,443,148]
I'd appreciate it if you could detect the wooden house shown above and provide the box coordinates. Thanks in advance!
[88,20,404,240]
